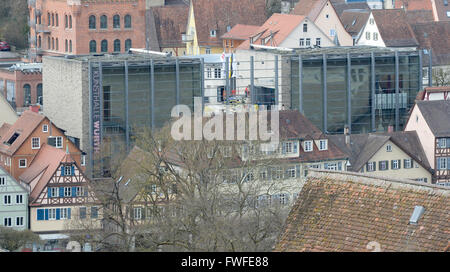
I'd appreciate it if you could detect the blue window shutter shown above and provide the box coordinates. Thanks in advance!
[447,157,450,170]
[37,209,44,221]
[282,143,286,154]
[295,165,300,177]
[72,187,77,197]
[56,208,60,220]
[293,142,298,153]
[59,187,64,197]
[61,166,65,176]
[338,162,342,171]
[48,188,52,198]
[437,158,441,170]
[44,209,49,220]
[324,163,328,169]
[68,208,71,219]
[71,165,75,176]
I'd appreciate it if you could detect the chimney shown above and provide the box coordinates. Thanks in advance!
[29,105,40,113]
[344,125,350,146]
[387,125,394,133]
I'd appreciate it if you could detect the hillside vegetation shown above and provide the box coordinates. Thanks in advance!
[0,0,29,49]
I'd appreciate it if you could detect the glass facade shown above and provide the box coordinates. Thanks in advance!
[290,51,421,134]
[90,58,202,176]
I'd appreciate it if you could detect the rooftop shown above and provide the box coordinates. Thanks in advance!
[274,170,450,252]
[415,100,450,137]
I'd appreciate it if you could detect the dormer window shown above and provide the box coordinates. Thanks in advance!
[319,139,328,151]
[64,165,72,176]
[303,23,308,32]
[304,141,313,152]
[42,124,48,133]
[386,144,392,152]
[210,30,217,37]
[6,133,20,145]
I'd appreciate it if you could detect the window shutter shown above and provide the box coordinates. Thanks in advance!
[44,209,49,220]
[296,165,300,177]
[71,165,75,176]
[72,187,77,197]
[447,157,450,169]
[366,163,369,171]
[391,160,394,169]
[324,163,328,169]
[338,162,342,171]
[59,187,64,197]
[48,137,56,147]
[373,162,376,171]
[293,142,298,153]
[130,207,134,219]
[61,166,65,176]
[403,159,407,168]
[68,208,71,219]
[48,188,52,198]
[437,158,441,170]
[37,209,44,221]
[141,208,146,220]
[398,160,401,169]
[282,143,286,154]
[379,161,382,170]
[56,208,60,220]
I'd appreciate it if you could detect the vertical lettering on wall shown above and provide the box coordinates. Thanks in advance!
[92,66,102,154]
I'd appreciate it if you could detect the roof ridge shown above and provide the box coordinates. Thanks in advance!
[308,169,450,194]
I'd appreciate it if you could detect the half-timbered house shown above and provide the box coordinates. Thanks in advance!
[19,144,100,233]
[405,100,450,186]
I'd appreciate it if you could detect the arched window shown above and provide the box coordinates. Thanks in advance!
[65,39,68,52]
[56,13,59,26]
[65,15,68,28]
[23,84,31,106]
[69,15,72,28]
[52,38,54,50]
[89,15,96,29]
[100,15,107,29]
[38,36,41,48]
[37,84,43,105]
[125,39,132,51]
[114,39,120,52]
[124,15,132,28]
[52,13,54,26]
[113,15,120,29]
[89,40,97,53]
[56,38,59,50]
[101,40,108,52]
[47,13,50,26]
[47,37,50,49]
[69,40,72,52]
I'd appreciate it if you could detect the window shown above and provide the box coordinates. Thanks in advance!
[205,48,211,54]
[366,162,376,172]
[16,217,24,226]
[19,159,27,168]
[42,124,48,133]
[214,68,221,78]
[56,14,59,27]
[64,186,72,197]
[414,178,428,183]
[81,155,86,166]
[370,18,374,25]
[366,32,371,40]
[89,40,97,53]
[64,166,72,176]
[386,144,392,152]
[401,159,412,169]
[32,137,40,149]
[4,195,11,205]
[437,157,448,170]
[52,13,54,26]
[373,32,378,41]
[113,15,120,29]
[23,84,31,106]
[37,84,43,105]
[100,15,107,29]
[4,218,12,227]
[6,133,19,145]
[316,38,321,46]
[210,30,216,37]
[379,160,389,171]
[438,138,447,148]
[134,207,142,220]
[52,37,55,50]
[47,13,50,26]
[69,15,72,29]
[69,40,72,52]
[303,23,307,32]
[319,140,328,151]
[286,167,296,178]
[325,14,329,19]
[304,141,313,152]
[114,39,121,52]
[125,39,132,51]
[75,186,85,196]
[124,14,132,28]
[273,167,283,180]
[283,142,293,153]
[305,38,311,46]
[299,38,305,47]
[48,208,56,220]
[91,207,98,219]
[65,39,68,52]
[61,208,68,219]
[16,194,23,204]
[65,14,68,28]
[206,67,212,78]
[49,187,58,198]
[79,207,87,219]
[392,160,401,170]
[324,163,337,170]
[330,29,336,36]
[227,25,231,32]
[101,39,108,52]
[0,177,5,186]
[89,15,96,29]
[48,136,63,148]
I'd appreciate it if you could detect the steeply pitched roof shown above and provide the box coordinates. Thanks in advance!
[395,0,433,11]
[405,10,435,24]
[415,100,450,137]
[434,0,450,22]
[340,10,370,37]
[191,0,267,47]
[19,144,68,203]
[328,131,432,173]
[221,24,261,40]
[237,13,306,50]
[411,21,450,66]
[331,0,370,16]
[274,170,450,252]
[0,110,45,156]
[150,4,190,49]
[372,9,419,47]
[291,0,328,21]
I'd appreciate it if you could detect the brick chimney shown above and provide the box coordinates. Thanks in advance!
[29,105,40,113]
[387,125,394,133]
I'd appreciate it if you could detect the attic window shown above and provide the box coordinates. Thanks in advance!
[444,0,448,6]
[210,30,217,37]
[226,25,231,32]
[409,206,425,225]
[6,133,20,145]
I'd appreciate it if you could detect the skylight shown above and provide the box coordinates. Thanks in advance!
[5,132,20,145]
[409,206,425,225]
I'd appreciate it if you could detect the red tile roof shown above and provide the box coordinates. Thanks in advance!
[372,9,419,47]
[221,24,261,40]
[237,13,306,50]
[395,0,433,11]
[275,170,450,252]
[150,4,190,48]
[291,0,329,21]
[435,0,450,22]
[0,110,45,156]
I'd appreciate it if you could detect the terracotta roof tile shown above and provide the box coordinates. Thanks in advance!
[291,0,328,21]
[412,21,450,66]
[340,10,370,37]
[372,9,419,47]
[415,100,450,137]
[274,170,450,252]
[221,24,261,40]
[150,4,190,49]
[434,0,450,21]
[395,0,433,11]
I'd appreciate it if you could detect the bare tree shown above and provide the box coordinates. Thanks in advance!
[432,68,450,86]
[0,226,40,252]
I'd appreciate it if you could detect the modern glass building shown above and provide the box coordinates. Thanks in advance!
[289,48,422,134]
[88,56,202,176]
